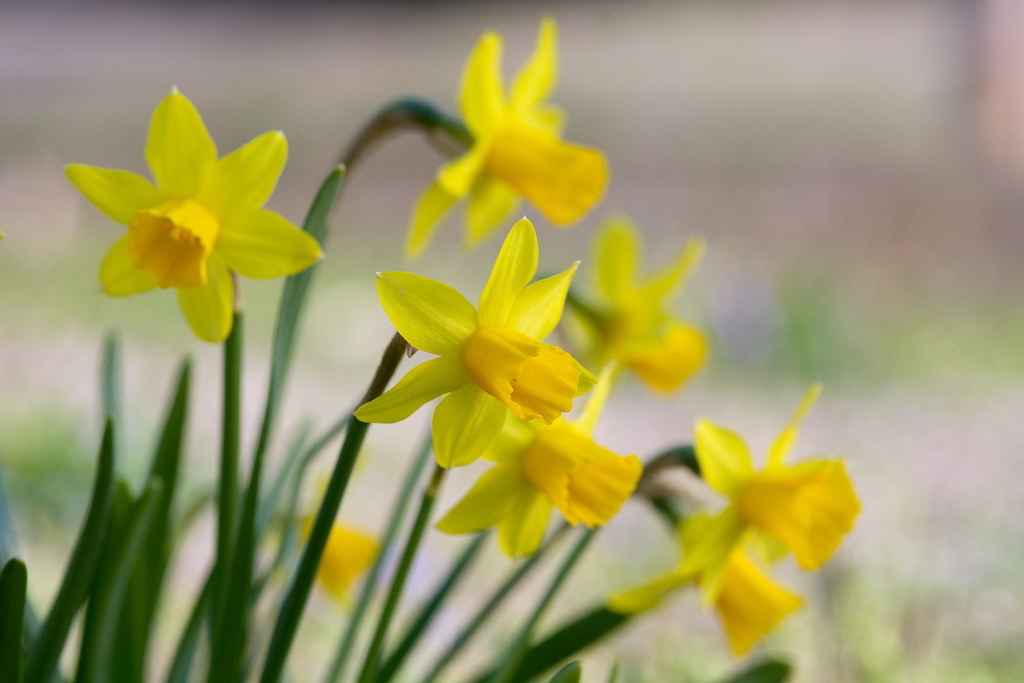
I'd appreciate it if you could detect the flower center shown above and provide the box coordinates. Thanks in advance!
[462,326,580,423]
[128,198,219,288]
[483,121,606,225]
[520,425,642,527]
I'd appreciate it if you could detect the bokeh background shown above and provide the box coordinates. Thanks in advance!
[1,1,1023,681]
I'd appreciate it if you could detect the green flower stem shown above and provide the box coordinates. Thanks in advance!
[209,167,346,683]
[489,529,598,683]
[638,444,699,483]
[563,288,609,331]
[257,332,409,683]
[213,310,243,629]
[0,558,27,683]
[338,98,471,169]
[323,431,434,683]
[422,524,571,683]
[356,463,447,683]
[376,532,488,683]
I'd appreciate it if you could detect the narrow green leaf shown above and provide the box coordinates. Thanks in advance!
[163,573,213,683]
[547,662,581,683]
[468,608,629,683]
[0,468,38,651]
[214,313,242,635]
[323,430,433,683]
[0,558,28,683]
[115,360,192,683]
[100,333,122,452]
[355,465,446,683]
[77,480,165,683]
[489,530,597,683]
[721,658,791,683]
[25,418,116,683]
[606,662,620,683]
[211,167,347,683]
[376,532,487,683]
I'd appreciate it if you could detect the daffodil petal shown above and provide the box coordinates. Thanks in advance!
[484,415,536,464]
[571,365,617,438]
[498,489,553,557]
[436,463,523,534]
[459,31,503,135]
[767,384,822,467]
[678,509,748,604]
[513,17,557,111]
[432,385,507,468]
[201,130,287,218]
[478,217,538,327]
[606,569,690,614]
[694,419,754,497]
[65,165,161,226]
[437,146,488,198]
[354,355,468,424]
[639,237,705,303]
[508,262,577,340]
[715,551,803,656]
[375,272,477,355]
[216,209,322,279]
[99,233,157,296]
[406,182,457,260]
[145,88,216,197]
[594,216,638,303]
[466,178,519,249]
[176,256,233,343]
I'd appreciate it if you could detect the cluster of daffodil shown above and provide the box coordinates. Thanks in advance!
[0,16,860,683]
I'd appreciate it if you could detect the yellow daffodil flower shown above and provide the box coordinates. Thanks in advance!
[355,217,595,468]
[66,88,323,342]
[301,518,377,604]
[406,18,608,258]
[436,368,642,557]
[681,385,860,599]
[607,518,803,656]
[577,216,707,393]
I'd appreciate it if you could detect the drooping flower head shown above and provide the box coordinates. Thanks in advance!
[301,518,377,604]
[436,368,642,557]
[679,385,860,601]
[406,18,608,258]
[355,218,596,468]
[607,517,803,656]
[575,216,708,393]
[67,88,322,342]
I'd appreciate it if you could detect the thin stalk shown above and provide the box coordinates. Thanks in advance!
[489,529,598,683]
[213,311,243,628]
[376,532,488,683]
[323,432,434,683]
[355,464,447,683]
[257,333,409,683]
[338,97,471,169]
[421,524,571,683]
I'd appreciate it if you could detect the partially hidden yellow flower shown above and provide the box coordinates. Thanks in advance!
[355,217,596,468]
[682,385,860,600]
[607,518,803,656]
[436,368,642,557]
[66,88,322,342]
[578,216,708,393]
[301,517,377,604]
[406,18,608,258]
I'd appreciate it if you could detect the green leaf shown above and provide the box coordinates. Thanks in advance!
[323,431,433,683]
[213,313,242,639]
[25,418,116,683]
[0,558,28,683]
[548,662,582,683]
[468,607,629,683]
[76,480,165,683]
[100,333,122,451]
[211,167,347,683]
[720,659,791,683]
[115,360,191,683]
[376,532,487,682]
[162,573,212,683]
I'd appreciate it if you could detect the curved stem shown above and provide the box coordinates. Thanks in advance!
[338,97,471,169]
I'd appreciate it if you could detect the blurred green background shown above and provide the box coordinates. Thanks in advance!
[1,1,1023,681]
